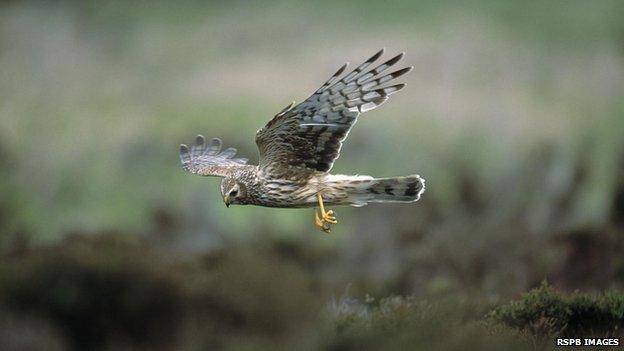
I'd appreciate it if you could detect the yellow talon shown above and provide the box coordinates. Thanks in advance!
[323,210,337,224]
[314,193,337,233]
[315,210,331,233]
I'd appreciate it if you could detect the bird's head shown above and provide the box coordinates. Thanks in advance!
[220,177,246,207]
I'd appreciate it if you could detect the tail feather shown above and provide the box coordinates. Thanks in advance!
[364,175,425,203]
[325,174,425,207]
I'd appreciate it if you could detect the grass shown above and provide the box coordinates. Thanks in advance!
[2,0,623,241]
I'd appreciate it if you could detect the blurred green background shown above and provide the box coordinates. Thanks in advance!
[1,0,624,350]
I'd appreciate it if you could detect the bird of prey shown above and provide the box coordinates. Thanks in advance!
[180,49,425,233]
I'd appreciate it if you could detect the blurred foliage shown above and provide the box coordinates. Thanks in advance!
[2,0,624,349]
[6,232,623,350]
[0,233,565,350]
[0,233,185,349]
[0,232,325,350]
[1,0,624,240]
[331,295,544,351]
[490,282,624,338]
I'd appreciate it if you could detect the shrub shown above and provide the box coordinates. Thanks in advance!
[328,296,542,351]
[490,282,624,338]
[0,233,186,350]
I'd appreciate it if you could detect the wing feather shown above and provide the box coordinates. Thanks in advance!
[255,49,411,174]
[179,135,248,177]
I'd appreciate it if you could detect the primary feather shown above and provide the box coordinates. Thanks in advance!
[179,135,248,177]
[255,48,412,176]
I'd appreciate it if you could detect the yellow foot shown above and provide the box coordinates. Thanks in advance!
[315,210,332,233]
[315,209,338,233]
[322,209,338,224]
[314,193,338,234]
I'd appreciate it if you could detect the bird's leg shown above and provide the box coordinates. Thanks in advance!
[314,193,337,233]
[317,193,337,224]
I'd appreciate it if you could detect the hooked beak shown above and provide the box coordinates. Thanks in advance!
[223,195,230,208]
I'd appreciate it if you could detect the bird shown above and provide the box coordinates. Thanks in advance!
[179,49,425,233]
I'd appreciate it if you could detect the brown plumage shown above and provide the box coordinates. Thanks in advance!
[179,49,425,232]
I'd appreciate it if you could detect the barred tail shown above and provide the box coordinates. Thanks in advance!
[364,175,425,203]
[325,174,425,207]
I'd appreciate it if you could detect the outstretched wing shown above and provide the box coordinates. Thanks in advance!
[179,135,249,177]
[255,49,411,175]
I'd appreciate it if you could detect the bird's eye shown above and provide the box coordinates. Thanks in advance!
[230,190,238,197]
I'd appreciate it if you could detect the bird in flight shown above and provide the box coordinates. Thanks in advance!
[180,49,425,233]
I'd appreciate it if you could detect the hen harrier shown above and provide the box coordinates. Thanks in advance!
[180,49,425,233]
